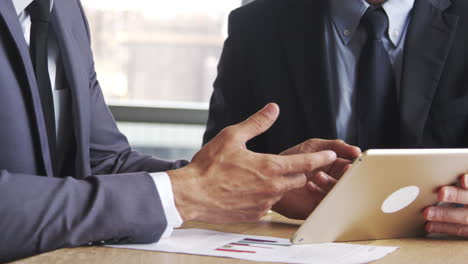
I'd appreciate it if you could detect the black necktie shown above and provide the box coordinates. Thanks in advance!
[356,7,399,150]
[28,0,57,172]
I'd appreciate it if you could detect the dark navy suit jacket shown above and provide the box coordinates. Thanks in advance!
[0,0,186,262]
[204,0,468,154]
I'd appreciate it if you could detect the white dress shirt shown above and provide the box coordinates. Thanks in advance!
[12,0,182,238]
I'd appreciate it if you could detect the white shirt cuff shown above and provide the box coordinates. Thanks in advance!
[149,172,184,238]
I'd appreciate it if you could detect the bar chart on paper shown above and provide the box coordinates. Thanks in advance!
[215,237,290,254]
[109,229,398,264]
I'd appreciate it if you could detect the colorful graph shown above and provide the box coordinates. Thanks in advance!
[215,237,289,254]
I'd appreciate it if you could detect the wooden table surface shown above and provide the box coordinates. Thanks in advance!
[12,213,468,264]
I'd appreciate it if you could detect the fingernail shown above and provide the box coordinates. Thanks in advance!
[327,151,337,160]
[442,188,453,201]
[306,181,316,190]
[263,103,278,117]
[319,172,328,182]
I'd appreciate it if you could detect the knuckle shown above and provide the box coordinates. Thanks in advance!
[219,126,235,140]
[267,181,284,196]
[295,175,307,186]
[336,139,346,144]
[263,158,284,175]
[271,183,283,195]
[302,139,319,152]
[307,138,319,145]
[442,208,449,221]
[437,208,449,221]
[457,190,464,203]
[303,158,316,172]
[249,112,268,131]
[457,227,468,237]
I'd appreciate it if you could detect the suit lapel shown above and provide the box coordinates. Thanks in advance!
[0,0,54,176]
[276,0,337,139]
[51,0,90,178]
[399,0,459,146]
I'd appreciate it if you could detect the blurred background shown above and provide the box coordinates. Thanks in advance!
[81,0,252,161]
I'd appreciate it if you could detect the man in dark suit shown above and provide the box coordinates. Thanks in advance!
[205,0,468,237]
[0,0,361,262]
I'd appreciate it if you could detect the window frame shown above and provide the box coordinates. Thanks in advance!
[109,102,208,125]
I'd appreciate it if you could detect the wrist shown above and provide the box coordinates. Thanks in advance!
[167,166,200,222]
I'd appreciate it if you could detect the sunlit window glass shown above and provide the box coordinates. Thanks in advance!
[81,0,242,104]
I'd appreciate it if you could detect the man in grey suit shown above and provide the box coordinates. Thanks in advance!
[0,0,361,262]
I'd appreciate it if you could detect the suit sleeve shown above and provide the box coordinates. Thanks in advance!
[87,68,188,175]
[203,11,254,145]
[0,2,186,262]
[0,42,173,264]
[0,170,167,262]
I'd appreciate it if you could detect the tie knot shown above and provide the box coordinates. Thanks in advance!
[27,0,51,22]
[361,7,389,40]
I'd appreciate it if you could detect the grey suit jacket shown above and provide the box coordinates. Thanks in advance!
[0,0,187,262]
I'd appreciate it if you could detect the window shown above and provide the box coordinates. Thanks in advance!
[81,0,242,104]
[81,0,243,160]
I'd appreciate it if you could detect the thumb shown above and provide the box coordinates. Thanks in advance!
[232,103,280,143]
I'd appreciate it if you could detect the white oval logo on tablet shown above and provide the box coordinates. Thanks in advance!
[381,186,420,214]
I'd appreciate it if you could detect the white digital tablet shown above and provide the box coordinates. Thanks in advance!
[292,149,468,244]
